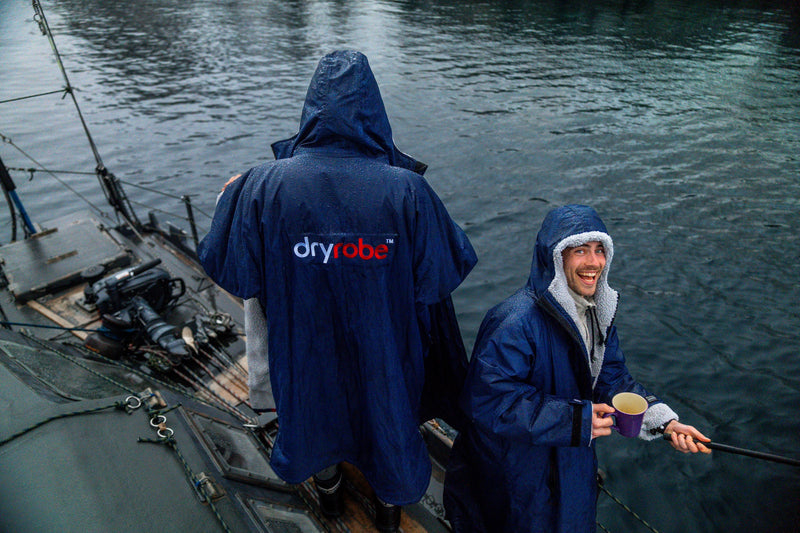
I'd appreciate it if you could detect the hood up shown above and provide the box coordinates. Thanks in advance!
[527,205,618,339]
[270,50,427,175]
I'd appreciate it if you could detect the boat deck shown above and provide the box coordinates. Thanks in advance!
[0,213,453,532]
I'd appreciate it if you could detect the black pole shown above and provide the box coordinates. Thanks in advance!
[182,195,200,251]
[663,434,800,467]
[0,156,18,241]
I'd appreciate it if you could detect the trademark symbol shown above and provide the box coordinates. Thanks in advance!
[386,238,394,244]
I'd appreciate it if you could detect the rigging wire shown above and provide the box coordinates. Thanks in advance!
[31,3,102,175]
[0,3,213,247]
[31,0,140,229]
[0,146,214,239]
[0,88,66,105]
[598,482,662,533]
[127,199,199,224]
[5,167,94,177]
[0,160,214,224]
[1,132,111,220]
[122,181,214,220]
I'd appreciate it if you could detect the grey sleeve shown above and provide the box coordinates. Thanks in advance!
[244,298,272,410]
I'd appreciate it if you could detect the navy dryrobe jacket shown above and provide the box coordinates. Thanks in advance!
[198,50,477,505]
[443,205,675,532]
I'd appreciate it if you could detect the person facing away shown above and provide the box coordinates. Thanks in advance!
[197,50,477,530]
[442,204,709,533]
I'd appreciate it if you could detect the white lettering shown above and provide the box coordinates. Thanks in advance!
[293,236,310,258]
[319,242,334,263]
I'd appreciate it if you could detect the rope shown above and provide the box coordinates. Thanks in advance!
[598,483,662,533]
[8,327,240,532]
[1,320,103,333]
[170,364,250,424]
[68,338,252,424]
[13,307,251,424]
[23,332,249,425]
[138,433,234,533]
[88,344,246,417]
[0,399,128,447]
[22,332,140,395]
[186,202,214,221]
[188,352,249,400]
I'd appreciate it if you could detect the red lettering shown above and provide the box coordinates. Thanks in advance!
[375,244,388,259]
[358,238,374,259]
[343,243,358,258]
[334,243,343,258]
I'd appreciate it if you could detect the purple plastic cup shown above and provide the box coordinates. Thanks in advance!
[604,392,648,438]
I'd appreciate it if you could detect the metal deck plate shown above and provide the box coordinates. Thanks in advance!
[0,217,130,302]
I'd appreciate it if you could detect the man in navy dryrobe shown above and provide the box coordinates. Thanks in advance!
[443,205,709,533]
[198,50,476,531]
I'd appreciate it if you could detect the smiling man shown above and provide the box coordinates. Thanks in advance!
[443,204,709,533]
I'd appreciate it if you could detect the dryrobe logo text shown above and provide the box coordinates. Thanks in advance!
[292,234,396,264]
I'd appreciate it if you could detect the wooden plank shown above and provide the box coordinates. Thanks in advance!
[26,299,91,340]
[25,284,100,341]
[338,463,431,532]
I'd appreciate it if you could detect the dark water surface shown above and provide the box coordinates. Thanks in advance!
[1,1,799,531]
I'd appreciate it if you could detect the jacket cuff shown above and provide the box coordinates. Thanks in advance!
[639,402,679,441]
[570,399,593,447]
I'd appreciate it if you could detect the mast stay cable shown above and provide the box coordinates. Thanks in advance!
[31,0,141,229]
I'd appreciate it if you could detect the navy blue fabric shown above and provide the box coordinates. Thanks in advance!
[198,50,476,505]
[418,296,471,433]
[444,205,659,532]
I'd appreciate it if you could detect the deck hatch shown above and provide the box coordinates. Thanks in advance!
[0,217,130,302]
[183,408,292,491]
[241,498,324,533]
